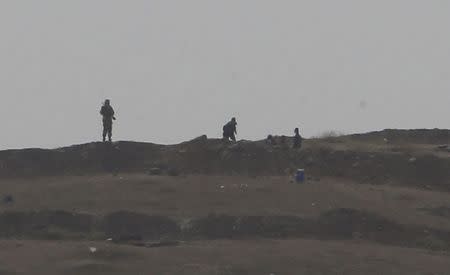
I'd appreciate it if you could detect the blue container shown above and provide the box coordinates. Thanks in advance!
[295,169,305,183]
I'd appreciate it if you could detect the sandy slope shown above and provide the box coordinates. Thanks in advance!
[0,239,449,275]
[1,175,450,230]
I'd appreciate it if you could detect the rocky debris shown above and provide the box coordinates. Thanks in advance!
[111,234,143,243]
[420,207,450,219]
[148,168,162,175]
[2,195,13,204]
[148,166,180,176]
[266,135,276,145]
[437,145,450,152]
[305,157,315,167]
[129,240,181,248]
[228,143,245,153]
[179,135,208,148]
[191,135,208,143]
[167,167,180,177]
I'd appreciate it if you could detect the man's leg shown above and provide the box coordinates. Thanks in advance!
[102,125,107,142]
[107,124,113,142]
[230,134,236,142]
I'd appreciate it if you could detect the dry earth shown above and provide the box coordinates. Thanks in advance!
[1,239,450,275]
[0,129,449,274]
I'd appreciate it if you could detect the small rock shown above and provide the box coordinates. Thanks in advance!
[306,157,314,166]
[114,235,143,242]
[240,184,248,189]
[148,168,162,175]
[144,240,181,248]
[408,157,417,163]
[3,195,13,204]
[228,143,243,152]
[352,232,363,239]
[167,167,180,177]
[437,144,449,150]
[81,151,89,159]
[190,135,208,143]
[89,247,97,253]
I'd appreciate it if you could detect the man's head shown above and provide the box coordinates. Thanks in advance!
[231,117,236,123]
[105,99,111,106]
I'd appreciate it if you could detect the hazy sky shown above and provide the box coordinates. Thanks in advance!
[0,1,449,149]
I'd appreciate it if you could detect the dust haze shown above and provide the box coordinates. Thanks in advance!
[0,1,449,149]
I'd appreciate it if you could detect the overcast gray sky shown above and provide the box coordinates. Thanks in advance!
[0,1,449,149]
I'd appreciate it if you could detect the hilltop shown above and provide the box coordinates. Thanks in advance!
[1,128,449,189]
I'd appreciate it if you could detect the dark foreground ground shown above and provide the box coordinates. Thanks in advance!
[1,175,450,275]
[1,239,450,275]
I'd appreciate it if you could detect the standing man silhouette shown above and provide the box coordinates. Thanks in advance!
[293,127,302,149]
[100,99,116,142]
[223,117,238,142]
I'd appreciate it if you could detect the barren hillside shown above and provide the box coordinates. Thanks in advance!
[0,129,449,275]
[1,129,448,189]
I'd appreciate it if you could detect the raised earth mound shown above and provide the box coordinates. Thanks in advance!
[0,129,449,190]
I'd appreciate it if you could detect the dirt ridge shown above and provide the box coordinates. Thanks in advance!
[1,130,449,191]
[1,209,449,251]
